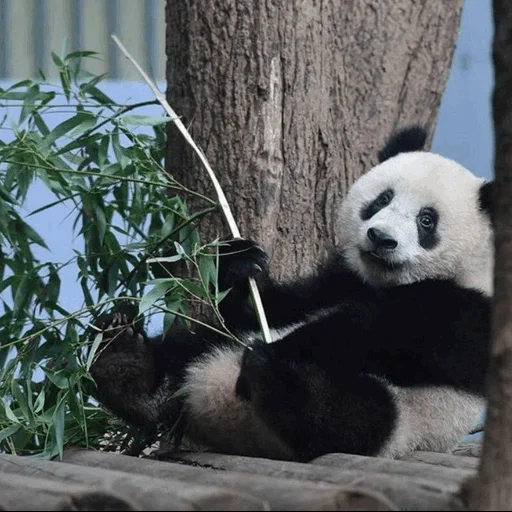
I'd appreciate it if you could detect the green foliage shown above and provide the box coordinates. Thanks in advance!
[0,50,228,458]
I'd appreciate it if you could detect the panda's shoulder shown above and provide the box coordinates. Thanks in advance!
[388,278,491,310]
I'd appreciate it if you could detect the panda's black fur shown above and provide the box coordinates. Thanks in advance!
[377,125,427,163]
[91,127,493,462]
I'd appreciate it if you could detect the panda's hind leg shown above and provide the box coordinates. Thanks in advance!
[236,342,398,461]
[180,344,297,460]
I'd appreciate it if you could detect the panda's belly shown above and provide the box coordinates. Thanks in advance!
[378,384,485,458]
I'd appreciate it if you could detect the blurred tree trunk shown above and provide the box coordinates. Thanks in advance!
[165,0,464,281]
[466,1,512,509]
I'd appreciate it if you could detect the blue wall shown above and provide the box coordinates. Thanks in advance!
[432,0,494,180]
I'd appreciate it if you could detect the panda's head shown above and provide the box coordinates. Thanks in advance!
[339,127,494,295]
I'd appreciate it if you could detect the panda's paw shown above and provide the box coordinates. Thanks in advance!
[93,308,146,353]
[218,238,269,290]
[235,342,276,402]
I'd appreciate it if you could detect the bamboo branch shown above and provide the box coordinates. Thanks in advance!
[111,34,272,344]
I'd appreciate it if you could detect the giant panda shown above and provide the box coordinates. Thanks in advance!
[90,126,494,462]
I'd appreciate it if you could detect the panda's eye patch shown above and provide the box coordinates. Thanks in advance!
[376,191,393,207]
[361,189,394,220]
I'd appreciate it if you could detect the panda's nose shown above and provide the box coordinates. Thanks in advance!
[367,228,398,250]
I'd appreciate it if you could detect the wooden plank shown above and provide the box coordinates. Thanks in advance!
[310,452,474,484]
[0,454,265,511]
[1,472,96,511]
[159,450,469,511]
[0,472,141,511]
[63,448,398,511]
[451,442,482,458]
[402,451,479,470]
[54,490,141,511]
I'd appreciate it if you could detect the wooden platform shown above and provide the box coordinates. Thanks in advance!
[0,443,481,510]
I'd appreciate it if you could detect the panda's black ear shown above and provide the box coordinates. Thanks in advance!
[478,181,495,223]
[378,126,428,163]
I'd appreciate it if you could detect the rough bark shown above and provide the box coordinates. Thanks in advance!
[165,0,464,280]
[466,1,512,509]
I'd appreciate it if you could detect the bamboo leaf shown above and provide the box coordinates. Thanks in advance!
[65,50,99,61]
[0,424,21,443]
[95,206,107,245]
[21,222,49,250]
[86,333,103,371]
[2,398,20,424]
[33,389,45,414]
[42,112,96,150]
[199,256,216,290]
[139,281,175,315]
[43,369,69,390]
[51,52,64,67]
[11,382,30,421]
[53,395,66,460]
[163,300,181,335]
[122,115,171,126]
[13,275,32,316]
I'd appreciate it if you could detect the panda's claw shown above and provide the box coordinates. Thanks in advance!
[253,245,270,264]
[111,312,122,328]
[96,310,147,354]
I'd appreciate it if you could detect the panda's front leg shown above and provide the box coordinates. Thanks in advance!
[89,311,173,428]
[216,238,271,331]
[89,309,211,430]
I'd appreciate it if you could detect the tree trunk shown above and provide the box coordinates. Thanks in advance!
[466,1,512,509]
[165,0,464,281]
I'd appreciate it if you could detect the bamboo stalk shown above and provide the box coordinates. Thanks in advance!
[111,34,272,344]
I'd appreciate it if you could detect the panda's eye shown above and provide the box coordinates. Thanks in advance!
[419,213,435,229]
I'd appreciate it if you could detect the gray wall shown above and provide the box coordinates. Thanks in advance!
[0,0,166,81]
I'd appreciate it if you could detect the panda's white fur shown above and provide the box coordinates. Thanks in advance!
[181,149,492,460]
[378,384,484,458]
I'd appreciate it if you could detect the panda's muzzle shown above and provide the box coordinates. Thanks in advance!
[367,228,398,251]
